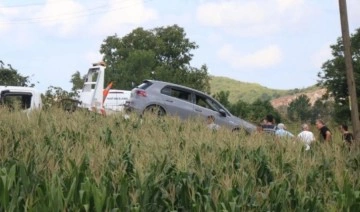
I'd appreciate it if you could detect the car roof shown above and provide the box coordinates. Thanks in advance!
[143,79,210,96]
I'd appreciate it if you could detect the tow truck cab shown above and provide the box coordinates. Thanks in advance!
[0,86,42,111]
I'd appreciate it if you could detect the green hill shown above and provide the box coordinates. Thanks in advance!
[209,76,318,103]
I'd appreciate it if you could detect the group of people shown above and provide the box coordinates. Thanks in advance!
[206,114,354,150]
[259,114,354,150]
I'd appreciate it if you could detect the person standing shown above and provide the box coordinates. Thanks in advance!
[340,124,353,145]
[315,119,332,143]
[275,123,294,138]
[297,123,315,150]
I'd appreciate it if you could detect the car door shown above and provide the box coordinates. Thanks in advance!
[160,86,194,119]
[193,93,234,128]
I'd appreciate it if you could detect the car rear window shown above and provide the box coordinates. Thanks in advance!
[137,81,153,90]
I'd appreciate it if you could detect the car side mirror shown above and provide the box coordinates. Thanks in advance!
[219,109,227,117]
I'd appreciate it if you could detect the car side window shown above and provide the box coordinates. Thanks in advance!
[208,98,220,111]
[161,87,191,102]
[161,87,172,96]
[195,95,217,111]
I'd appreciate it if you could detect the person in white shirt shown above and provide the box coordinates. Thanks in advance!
[297,123,315,150]
[207,115,220,131]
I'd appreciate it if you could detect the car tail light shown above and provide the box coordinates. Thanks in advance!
[136,90,147,97]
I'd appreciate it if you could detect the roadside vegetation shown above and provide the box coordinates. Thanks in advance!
[1,25,360,211]
[1,108,359,211]
[210,76,318,103]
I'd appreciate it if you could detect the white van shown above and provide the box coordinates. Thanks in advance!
[76,88,130,112]
[0,86,42,111]
[103,89,131,112]
[75,63,131,113]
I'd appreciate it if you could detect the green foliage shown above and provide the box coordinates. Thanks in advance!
[212,89,281,123]
[318,28,360,123]
[213,95,281,123]
[213,90,231,108]
[210,76,318,104]
[100,25,210,93]
[287,94,312,122]
[0,61,32,87]
[0,109,360,210]
[230,99,250,119]
[42,86,77,110]
[70,71,84,92]
[311,99,334,124]
[286,96,334,124]
[249,99,282,123]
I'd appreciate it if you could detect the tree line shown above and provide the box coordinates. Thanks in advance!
[0,61,32,87]
[1,25,360,124]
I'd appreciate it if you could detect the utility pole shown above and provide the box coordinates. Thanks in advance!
[338,0,360,142]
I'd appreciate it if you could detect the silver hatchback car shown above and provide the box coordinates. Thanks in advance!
[125,80,256,133]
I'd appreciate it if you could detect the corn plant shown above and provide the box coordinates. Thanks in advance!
[0,107,359,211]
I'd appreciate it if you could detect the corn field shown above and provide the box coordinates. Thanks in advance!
[0,108,359,211]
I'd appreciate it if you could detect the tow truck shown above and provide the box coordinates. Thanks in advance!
[0,62,130,114]
[76,62,130,115]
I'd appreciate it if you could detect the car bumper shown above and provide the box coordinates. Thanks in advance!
[124,101,143,115]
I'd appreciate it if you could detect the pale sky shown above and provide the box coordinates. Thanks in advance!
[1,0,359,92]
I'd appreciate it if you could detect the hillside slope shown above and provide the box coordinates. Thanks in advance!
[270,88,327,108]
[210,76,320,104]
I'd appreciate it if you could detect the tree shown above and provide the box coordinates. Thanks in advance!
[260,93,271,101]
[100,25,210,92]
[230,99,250,119]
[213,90,231,108]
[70,71,84,92]
[0,61,32,86]
[310,99,334,124]
[317,28,360,123]
[287,94,312,122]
[248,99,281,123]
[42,86,76,110]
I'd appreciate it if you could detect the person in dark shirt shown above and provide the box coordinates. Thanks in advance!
[340,124,353,145]
[315,119,332,142]
[261,114,277,134]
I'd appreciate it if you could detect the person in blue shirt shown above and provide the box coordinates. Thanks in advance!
[275,123,294,138]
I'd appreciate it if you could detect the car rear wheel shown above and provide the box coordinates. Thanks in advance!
[143,105,166,116]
